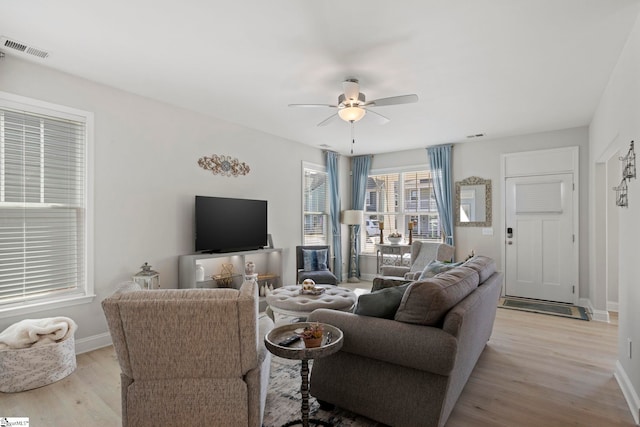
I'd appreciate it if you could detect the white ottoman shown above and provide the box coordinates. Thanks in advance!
[266,285,357,320]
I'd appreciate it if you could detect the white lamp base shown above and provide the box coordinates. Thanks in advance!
[347,276,361,283]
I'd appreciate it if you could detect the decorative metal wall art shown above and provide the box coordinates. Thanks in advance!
[198,154,250,177]
[613,141,635,207]
[613,178,628,208]
[621,141,636,180]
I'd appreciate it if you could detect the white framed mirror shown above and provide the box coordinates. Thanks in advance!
[455,176,492,227]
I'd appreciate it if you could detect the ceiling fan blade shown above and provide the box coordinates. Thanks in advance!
[289,103,337,108]
[365,108,391,125]
[342,79,361,102]
[317,113,339,127]
[364,94,419,107]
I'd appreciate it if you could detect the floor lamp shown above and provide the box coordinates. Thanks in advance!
[342,210,364,283]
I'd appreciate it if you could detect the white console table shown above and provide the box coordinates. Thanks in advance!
[375,243,411,274]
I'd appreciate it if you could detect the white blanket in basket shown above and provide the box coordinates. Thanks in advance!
[0,317,77,350]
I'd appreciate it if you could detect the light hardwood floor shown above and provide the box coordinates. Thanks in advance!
[0,307,635,426]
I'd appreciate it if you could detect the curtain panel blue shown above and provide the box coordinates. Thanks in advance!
[326,151,342,281]
[427,145,454,246]
[350,155,371,277]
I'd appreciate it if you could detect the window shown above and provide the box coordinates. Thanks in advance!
[362,168,439,253]
[0,93,93,316]
[302,163,329,245]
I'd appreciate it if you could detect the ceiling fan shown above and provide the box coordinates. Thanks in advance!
[289,78,419,127]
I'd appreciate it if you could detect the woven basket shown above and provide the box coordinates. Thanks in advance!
[0,334,77,393]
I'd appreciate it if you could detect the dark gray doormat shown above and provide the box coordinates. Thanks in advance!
[499,296,590,321]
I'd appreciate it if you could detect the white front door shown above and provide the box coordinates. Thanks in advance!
[505,174,576,303]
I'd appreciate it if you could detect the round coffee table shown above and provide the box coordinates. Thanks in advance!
[266,285,357,321]
[264,322,343,427]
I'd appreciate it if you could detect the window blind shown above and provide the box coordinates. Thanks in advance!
[303,167,329,245]
[363,169,440,253]
[0,108,86,305]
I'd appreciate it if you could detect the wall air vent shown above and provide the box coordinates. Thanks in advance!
[0,36,49,59]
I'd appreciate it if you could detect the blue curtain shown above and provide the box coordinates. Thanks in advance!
[427,145,454,246]
[326,151,342,281]
[351,155,371,277]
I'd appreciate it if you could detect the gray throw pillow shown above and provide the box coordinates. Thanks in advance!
[418,260,463,280]
[395,266,480,326]
[462,255,497,283]
[355,283,411,319]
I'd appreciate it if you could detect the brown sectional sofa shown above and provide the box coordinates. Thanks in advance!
[308,256,502,427]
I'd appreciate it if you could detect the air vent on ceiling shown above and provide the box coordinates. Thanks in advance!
[0,36,49,59]
[466,133,485,139]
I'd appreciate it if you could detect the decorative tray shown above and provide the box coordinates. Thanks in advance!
[300,288,326,296]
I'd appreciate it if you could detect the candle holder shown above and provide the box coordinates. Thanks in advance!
[408,221,414,244]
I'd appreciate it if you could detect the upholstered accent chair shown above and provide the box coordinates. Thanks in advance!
[296,245,339,285]
[373,241,455,291]
[102,280,273,427]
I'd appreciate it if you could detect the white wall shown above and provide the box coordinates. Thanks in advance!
[360,128,590,298]
[0,56,330,350]
[590,12,640,422]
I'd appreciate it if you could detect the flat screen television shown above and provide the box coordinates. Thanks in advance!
[195,196,268,253]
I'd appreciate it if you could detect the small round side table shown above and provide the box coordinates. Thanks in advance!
[264,322,343,427]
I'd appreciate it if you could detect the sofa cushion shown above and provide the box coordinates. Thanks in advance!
[355,283,411,319]
[395,266,480,326]
[371,276,411,292]
[462,256,497,283]
[302,248,328,271]
[418,260,463,280]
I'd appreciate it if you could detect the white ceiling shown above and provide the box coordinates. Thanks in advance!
[1,0,639,155]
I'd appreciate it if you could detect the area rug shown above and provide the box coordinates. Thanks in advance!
[263,356,386,427]
[498,296,590,321]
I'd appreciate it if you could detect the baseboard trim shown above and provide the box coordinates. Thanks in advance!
[615,360,640,424]
[607,301,619,313]
[580,297,609,322]
[75,332,112,354]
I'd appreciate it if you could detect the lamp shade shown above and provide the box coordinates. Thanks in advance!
[338,107,366,123]
[342,210,364,225]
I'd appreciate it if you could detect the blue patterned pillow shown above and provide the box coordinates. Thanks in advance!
[418,260,463,280]
[302,249,329,271]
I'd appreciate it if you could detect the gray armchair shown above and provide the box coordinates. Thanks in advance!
[296,245,339,285]
[374,241,454,291]
[102,280,273,427]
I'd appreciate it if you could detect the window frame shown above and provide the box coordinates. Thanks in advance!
[0,91,95,318]
[301,161,330,246]
[361,165,441,254]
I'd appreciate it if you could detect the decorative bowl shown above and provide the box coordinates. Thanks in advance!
[388,236,403,245]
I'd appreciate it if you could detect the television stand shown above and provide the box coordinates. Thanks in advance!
[178,248,283,311]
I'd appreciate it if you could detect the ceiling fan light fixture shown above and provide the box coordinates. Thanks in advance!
[338,106,366,123]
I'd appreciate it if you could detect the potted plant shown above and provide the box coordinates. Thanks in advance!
[299,322,324,348]
[388,232,403,245]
